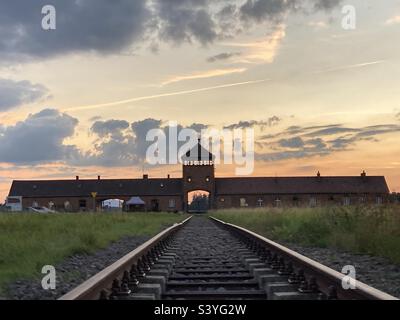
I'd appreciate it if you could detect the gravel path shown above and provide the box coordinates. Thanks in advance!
[5,235,150,300]
[283,243,400,298]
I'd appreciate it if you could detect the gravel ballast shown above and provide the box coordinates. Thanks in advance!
[6,235,150,300]
[4,234,400,300]
[284,243,400,299]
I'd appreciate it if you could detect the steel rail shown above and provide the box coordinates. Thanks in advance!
[211,216,398,301]
[59,216,192,300]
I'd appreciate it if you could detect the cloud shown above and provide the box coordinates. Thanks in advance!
[0,78,49,111]
[162,68,247,86]
[207,52,242,63]
[2,111,399,167]
[0,0,151,62]
[73,118,210,167]
[0,116,208,168]
[188,123,209,132]
[0,109,78,164]
[222,25,286,64]
[278,137,305,148]
[385,15,400,25]
[308,21,328,28]
[91,120,130,139]
[312,0,343,11]
[224,116,281,130]
[258,122,400,162]
[89,116,102,122]
[307,138,327,149]
[154,0,218,45]
[355,124,400,138]
[239,0,291,23]
[0,0,343,63]
[304,126,360,137]
[261,124,343,140]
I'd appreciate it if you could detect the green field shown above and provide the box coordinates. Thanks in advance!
[212,206,400,264]
[0,212,185,293]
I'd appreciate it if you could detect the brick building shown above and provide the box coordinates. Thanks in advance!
[7,141,390,212]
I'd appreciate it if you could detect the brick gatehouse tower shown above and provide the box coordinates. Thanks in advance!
[182,140,215,212]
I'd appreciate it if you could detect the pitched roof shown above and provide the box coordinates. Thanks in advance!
[9,178,182,198]
[215,176,390,195]
[181,140,215,162]
[8,175,390,198]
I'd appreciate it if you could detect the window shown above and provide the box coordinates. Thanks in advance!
[376,196,383,205]
[240,198,248,207]
[79,200,87,209]
[257,199,264,207]
[7,198,20,204]
[168,199,176,208]
[293,196,300,206]
[32,201,39,208]
[64,201,71,210]
[343,197,351,206]
[274,197,281,207]
[309,197,317,207]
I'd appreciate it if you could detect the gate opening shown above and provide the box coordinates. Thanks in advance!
[187,190,210,213]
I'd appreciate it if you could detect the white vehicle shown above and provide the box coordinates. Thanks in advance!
[28,206,56,214]
[5,196,23,212]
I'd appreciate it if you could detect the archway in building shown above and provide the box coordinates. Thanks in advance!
[187,190,210,213]
[101,199,124,212]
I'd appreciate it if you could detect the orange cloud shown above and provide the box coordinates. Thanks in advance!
[222,24,286,64]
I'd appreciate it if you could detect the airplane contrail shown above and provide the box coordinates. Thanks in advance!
[311,60,385,75]
[61,60,384,113]
[62,79,269,112]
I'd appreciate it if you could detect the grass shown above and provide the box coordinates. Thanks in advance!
[0,212,186,294]
[211,206,400,264]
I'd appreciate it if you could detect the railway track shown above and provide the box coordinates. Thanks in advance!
[60,215,397,300]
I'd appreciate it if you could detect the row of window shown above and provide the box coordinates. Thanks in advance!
[222,196,384,207]
[32,196,384,210]
[34,199,178,210]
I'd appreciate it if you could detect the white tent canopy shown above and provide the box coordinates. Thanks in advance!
[126,197,145,205]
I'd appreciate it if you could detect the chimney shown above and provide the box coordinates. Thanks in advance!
[143,174,149,180]
[167,174,170,179]
[76,176,79,181]
[361,170,367,178]
[98,175,101,180]
[317,171,321,178]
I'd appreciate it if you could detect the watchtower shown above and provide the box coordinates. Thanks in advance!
[181,140,215,212]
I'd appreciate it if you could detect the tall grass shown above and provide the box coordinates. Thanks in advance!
[0,212,185,292]
[212,206,400,264]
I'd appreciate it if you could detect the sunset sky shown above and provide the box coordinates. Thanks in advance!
[1,0,400,201]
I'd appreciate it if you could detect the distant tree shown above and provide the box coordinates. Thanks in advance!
[188,193,209,212]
